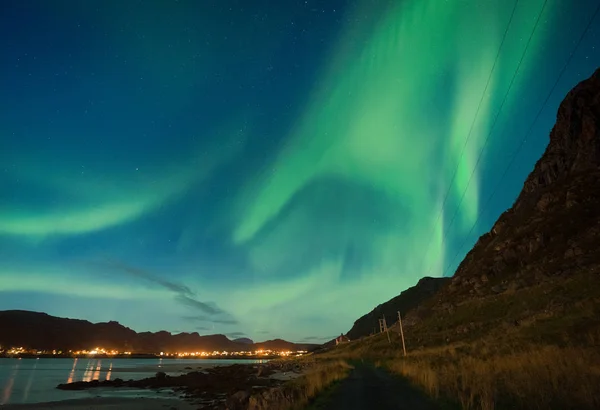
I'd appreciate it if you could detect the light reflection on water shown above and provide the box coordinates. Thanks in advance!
[66,358,78,384]
[22,359,37,402]
[106,363,112,381]
[0,357,267,405]
[1,359,20,405]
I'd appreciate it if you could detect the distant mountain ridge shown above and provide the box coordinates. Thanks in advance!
[0,310,317,353]
[233,337,254,345]
[345,277,450,340]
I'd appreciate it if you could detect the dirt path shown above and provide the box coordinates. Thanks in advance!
[314,362,442,410]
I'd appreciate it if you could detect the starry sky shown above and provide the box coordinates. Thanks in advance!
[1,0,600,343]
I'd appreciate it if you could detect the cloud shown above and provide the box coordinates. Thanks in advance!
[226,332,246,339]
[103,260,195,297]
[300,335,336,342]
[215,260,421,342]
[96,260,234,319]
[182,315,239,325]
[176,295,224,316]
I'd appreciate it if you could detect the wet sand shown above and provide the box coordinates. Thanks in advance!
[110,362,212,374]
[0,397,196,410]
[109,359,269,374]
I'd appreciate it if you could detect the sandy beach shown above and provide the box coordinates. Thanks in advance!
[0,397,196,410]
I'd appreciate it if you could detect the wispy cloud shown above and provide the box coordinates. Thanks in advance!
[176,295,223,315]
[101,260,195,296]
[95,259,233,319]
[226,332,246,339]
[299,335,336,342]
[182,315,238,325]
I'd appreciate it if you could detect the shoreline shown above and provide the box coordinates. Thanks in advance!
[2,360,309,410]
[0,355,279,360]
[103,360,268,374]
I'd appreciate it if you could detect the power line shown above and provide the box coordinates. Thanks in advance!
[424,0,550,277]
[441,1,600,278]
[417,0,520,273]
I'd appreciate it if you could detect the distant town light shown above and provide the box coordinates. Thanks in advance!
[2,346,309,358]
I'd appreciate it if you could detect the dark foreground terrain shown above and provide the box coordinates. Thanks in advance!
[312,362,441,410]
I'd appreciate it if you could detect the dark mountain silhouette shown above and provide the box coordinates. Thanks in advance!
[345,277,450,340]
[0,310,317,353]
[253,338,311,352]
[233,338,254,345]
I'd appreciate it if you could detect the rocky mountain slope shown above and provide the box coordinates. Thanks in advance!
[346,277,449,340]
[401,68,600,345]
[340,68,600,349]
[0,310,316,353]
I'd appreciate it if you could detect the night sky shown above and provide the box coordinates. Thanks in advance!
[1,0,600,343]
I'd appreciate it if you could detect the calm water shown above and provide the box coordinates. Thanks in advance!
[0,358,266,405]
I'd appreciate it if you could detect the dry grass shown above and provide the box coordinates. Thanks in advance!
[297,359,353,403]
[384,343,600,410]
[245,359,353,410]
[312,273,600,409]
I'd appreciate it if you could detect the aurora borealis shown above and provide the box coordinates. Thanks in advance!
[2,0,600,342]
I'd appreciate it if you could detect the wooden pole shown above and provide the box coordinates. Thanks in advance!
[383,315,391,344]
[398,311,407,356]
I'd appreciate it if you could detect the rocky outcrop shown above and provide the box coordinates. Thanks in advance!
[58,363,283,409]
[56,360,323,410]
[445,68,600,297]
[520,69,600,197]
[401,68,600,340]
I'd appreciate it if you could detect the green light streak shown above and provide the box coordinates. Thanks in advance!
[235,0,554,277]
[0,268,167,300]
[1,128,244,237]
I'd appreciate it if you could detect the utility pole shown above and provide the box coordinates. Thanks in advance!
[383,315,391,344]
[398,311,407,356]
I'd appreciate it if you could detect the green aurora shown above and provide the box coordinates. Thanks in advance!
[2,0,599,341]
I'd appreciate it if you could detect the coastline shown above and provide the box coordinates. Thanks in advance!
[0,355,280,360]
[0,358,272,408]
[1,360,309,410]
[107,361,263,374]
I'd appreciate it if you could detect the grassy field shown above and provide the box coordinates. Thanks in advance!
[292,358,353,406]
[315,272,600,409]
[382,341,600,410]
[243,358,353,410]
[320,331,600,409]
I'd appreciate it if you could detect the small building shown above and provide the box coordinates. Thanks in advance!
[335,334,350,345]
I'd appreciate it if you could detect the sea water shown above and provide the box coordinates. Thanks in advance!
[0,357,266,405]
